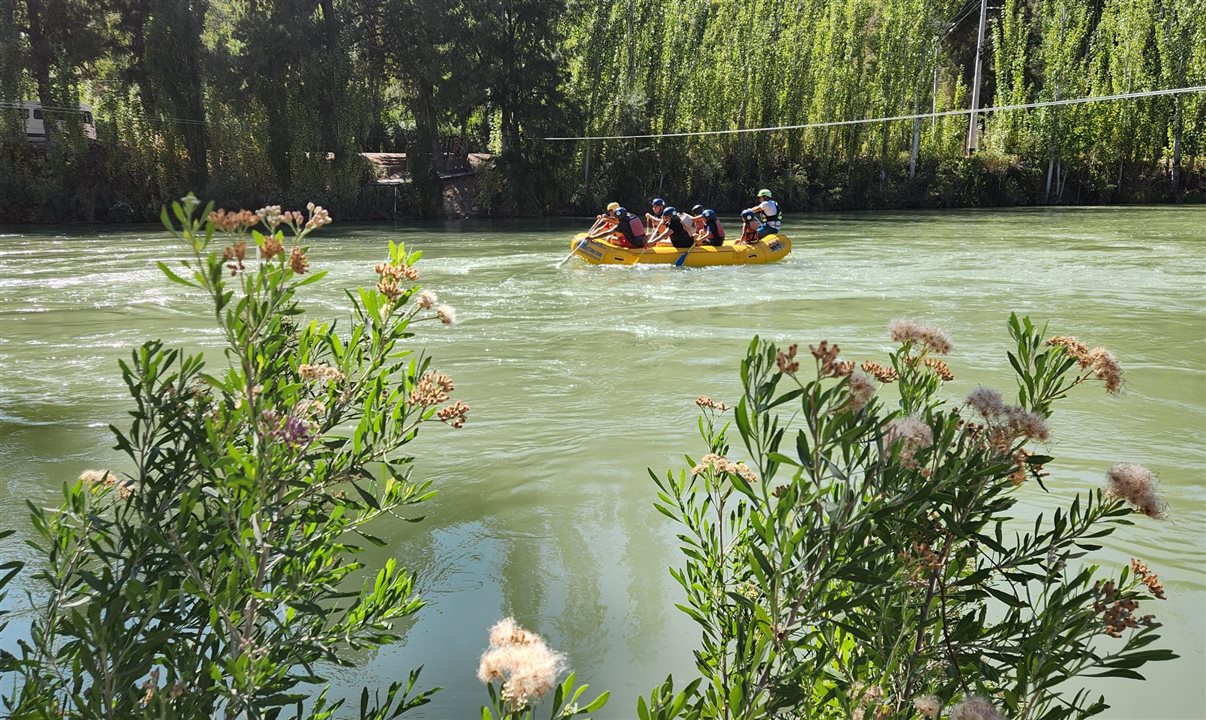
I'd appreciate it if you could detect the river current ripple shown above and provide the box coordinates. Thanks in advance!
[1,208,1203,718]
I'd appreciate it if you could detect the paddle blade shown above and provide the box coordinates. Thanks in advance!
[557,239,587,268]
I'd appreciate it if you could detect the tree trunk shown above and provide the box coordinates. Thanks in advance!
[265,86,292,191]
[181,0,209,190]
[1170,98,1183,193]
[410,81,442,217]
[24,0,55,143]
[317,0,341,157]
[909,109,921,181]
[125,0,156,114]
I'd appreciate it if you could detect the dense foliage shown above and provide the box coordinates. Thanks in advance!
[639,317,1176,719]
[3,199,465,717]
[1,0,1202,221]
[0,198,612,719]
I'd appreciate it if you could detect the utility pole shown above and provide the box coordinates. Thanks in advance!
[966,0,988,155]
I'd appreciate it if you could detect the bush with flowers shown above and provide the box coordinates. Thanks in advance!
[3,196,475,718]
[640,316,1175,720]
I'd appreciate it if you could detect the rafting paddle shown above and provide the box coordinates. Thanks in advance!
[557,218,605,268]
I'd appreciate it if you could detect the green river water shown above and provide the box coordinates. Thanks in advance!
[0,207,1203,718]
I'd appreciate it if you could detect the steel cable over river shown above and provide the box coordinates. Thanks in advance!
[1,207,1203,718]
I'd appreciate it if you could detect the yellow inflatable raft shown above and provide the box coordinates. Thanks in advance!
[566,232,791,267]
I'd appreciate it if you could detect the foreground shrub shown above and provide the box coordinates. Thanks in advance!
[5,197,465,718]
[644,315,1174,719]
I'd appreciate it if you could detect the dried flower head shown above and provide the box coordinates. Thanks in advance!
[415,290,438,309]
[1088,347,1124,395]
[776,343,799,375]
[375,262,420,282]
[209,208,259,232]
[949,695,1000,720]
[223,241,247,275]
[260,234,284,260]
[810,340,843,376]
[436,305,457,325]
[376,279,402,301]
[1104,463,1168,519]
[410,371,455,406]
[489,617,538,647]
[860,360,898,383]
[923,357,954,381]
[846,370,876,412]
[695,395,730,412]
[888,319,952,355]
[1129,559,1167,600]
[78,469,133,499]
[298,363,345,384]
[691,453,757,484]
[288,247,309,274]
[913,695,941,718]
[1048,335,1091,367]
[438,400,470,428]
[139,668,160,707]
[849,682,887,720]
[477,618,565,710]
[1093,579,1156,637]
[1009,448,1031,486]
[966,386,1006,418]
[1001,406,1050,443]
[884,416,933,469]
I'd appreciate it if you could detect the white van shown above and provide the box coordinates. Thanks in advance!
[18,100,97,141]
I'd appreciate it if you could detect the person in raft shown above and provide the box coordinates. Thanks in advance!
[688,204,707,234]
[695,208,726,247]
[588,206,647,248]
[594,201,622,226]
[649,206,695,249]
[645,197,667,228]
[737,209,759,244]
[745,188,782,239]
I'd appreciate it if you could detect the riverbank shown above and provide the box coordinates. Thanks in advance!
[2,139,1202,224]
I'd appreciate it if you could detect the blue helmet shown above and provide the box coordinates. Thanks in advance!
[614,207,626,217]
[652,198,665,207]
[690,204,704,215]
[740,209,755,220]
[663,206,676,216]
[702,208,715,218]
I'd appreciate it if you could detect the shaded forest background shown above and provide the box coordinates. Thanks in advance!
[0,0,1202,223]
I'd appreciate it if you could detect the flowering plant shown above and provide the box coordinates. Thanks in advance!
[476,618,608,719]
[5,196,464,718]
[642,315,1174,720]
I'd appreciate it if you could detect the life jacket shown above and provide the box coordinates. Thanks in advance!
[667,214,694,249]
[705,215,725,243]
[616,213,647,246]
[758,200,781,227]
[740,222,758,244]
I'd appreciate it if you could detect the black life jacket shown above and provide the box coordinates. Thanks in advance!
[667,214,693,249]
[758,200,781,225]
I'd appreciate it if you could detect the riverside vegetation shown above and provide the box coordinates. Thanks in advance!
[0,199,1177,719]
[0,198,604,719]
[1,0,1202,222]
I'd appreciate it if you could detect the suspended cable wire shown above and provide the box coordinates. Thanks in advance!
[541,86,1206,141]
